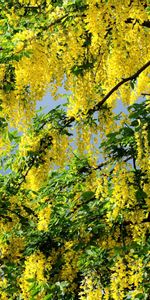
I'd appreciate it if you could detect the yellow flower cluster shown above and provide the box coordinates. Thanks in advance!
[135,123,150,208]
[79,273,103,300]
[110,252,144,300]
[107,163,136,221]
[0,64,5,82]
[20,251,46,299]
[95,174,109,201]
[37,205,51,231]
[60,242,79,284]
[0,278,8,300]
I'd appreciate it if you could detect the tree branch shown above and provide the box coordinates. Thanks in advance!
[88,60,150,115]
[125,18,150,28]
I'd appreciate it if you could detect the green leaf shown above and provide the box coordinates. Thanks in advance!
[43,294,53,300]
[134,293,146,299]
[26,278,35,283]
[130,78,136,89]
[31,285,41,297]
[81,191,95,201]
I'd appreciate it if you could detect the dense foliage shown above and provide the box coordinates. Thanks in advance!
[0,1,150,299]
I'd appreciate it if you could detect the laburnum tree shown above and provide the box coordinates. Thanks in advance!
[0,0,150,299]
